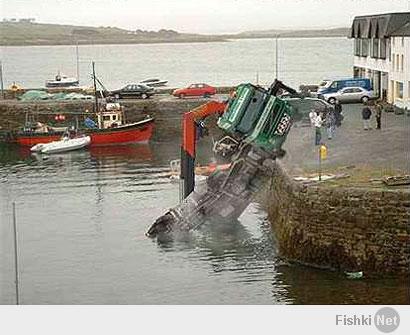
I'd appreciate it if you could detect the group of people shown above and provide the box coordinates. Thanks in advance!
[309,101,343,145]
[309,98,385,146]
[362,100,383,131]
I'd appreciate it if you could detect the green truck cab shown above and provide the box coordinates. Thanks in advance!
[217,83,267,136]
[245,95,293,152]
[218,83,294,153]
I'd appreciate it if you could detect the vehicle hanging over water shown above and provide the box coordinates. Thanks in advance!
[147,80,297,237]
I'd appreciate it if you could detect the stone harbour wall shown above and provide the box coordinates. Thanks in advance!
[264,164,410,276]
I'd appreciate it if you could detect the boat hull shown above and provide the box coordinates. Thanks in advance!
[13,118,154,147]
[16,134,62,146]
[87,119,154,146]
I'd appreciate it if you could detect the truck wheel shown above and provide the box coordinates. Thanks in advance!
[361,96,369,103]
[115,94,120,99]
[203,93,210,98]
[328,97,336,104]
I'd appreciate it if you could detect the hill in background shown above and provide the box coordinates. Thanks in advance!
[0,22,226,46]
[230,27,349,38]
[0,22,349,46]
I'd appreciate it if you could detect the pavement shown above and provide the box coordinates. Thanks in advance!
[281,103,410,178]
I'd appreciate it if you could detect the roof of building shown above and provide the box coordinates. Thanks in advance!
[350,12,410,38]
[390,21,410,36]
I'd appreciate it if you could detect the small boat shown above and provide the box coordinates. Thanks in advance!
[45,73,79,88]
[31,135,91,154]
[139,78,168,87]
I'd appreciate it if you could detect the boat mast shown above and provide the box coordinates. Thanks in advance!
[76,41,80,83]
[92,61,99,114]
[92,61,103,129]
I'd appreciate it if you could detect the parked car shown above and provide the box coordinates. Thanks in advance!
[318,78,372,95]
[172,83,217,98]
[283,97,335,125]
[109,84,155,99]
[321,87,375,104]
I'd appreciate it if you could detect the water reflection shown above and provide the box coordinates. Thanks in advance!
[275,264,410,305]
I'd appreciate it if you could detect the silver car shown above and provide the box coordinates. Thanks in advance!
[323,87,374,104]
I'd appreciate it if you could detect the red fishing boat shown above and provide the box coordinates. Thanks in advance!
[12,103,154,147]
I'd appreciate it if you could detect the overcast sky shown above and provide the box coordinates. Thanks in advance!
[1,0,409,34]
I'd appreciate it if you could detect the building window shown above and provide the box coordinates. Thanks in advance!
[361,39,369,57]
[402,37,404,46]
[396,81,403,99]
[354,39,360,56]
[401,54,404,72]
[372,38,379,58]
[392,53,395,69]
[379,38,387,59]
[396,54,400,71]
[387,39,391,61]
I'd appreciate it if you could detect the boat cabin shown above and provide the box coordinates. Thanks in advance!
[98,103,125,129]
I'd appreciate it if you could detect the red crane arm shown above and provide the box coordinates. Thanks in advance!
[181,100,226,199]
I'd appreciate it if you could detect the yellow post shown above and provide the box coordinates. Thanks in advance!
[318,144,327,181]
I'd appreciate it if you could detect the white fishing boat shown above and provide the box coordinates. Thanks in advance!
[30,135,91,154]
[45,73,79,88]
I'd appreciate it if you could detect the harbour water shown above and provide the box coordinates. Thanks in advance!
[1,37,352,90]
[0,141,408,304]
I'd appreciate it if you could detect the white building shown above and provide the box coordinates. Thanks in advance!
[350,12,410,109]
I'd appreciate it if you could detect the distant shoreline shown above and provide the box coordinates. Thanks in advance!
[0,35,349,47]
[0,21,349,47]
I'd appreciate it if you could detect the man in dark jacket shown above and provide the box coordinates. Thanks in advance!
[375,100,383,129]
[334,100,343,127]
[362,102,372,130]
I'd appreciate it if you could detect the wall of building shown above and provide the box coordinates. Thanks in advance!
[389,36,410,109]
[353,36,410,108]
[264,164,410,276]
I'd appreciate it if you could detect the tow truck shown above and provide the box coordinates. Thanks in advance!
[146,80,298,237]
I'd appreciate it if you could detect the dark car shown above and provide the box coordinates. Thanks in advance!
[284,97,335,125]
[110,84,155,99]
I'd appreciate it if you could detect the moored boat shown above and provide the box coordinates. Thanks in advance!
[45,73,79,88]
[31,135,91,154]
[11,104,154,147]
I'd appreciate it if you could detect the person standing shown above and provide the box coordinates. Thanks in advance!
[362,102,372,130]
[314,111,323,145]
[375,100,383,130]
[326,108,336,139]
[334,100,343,127]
